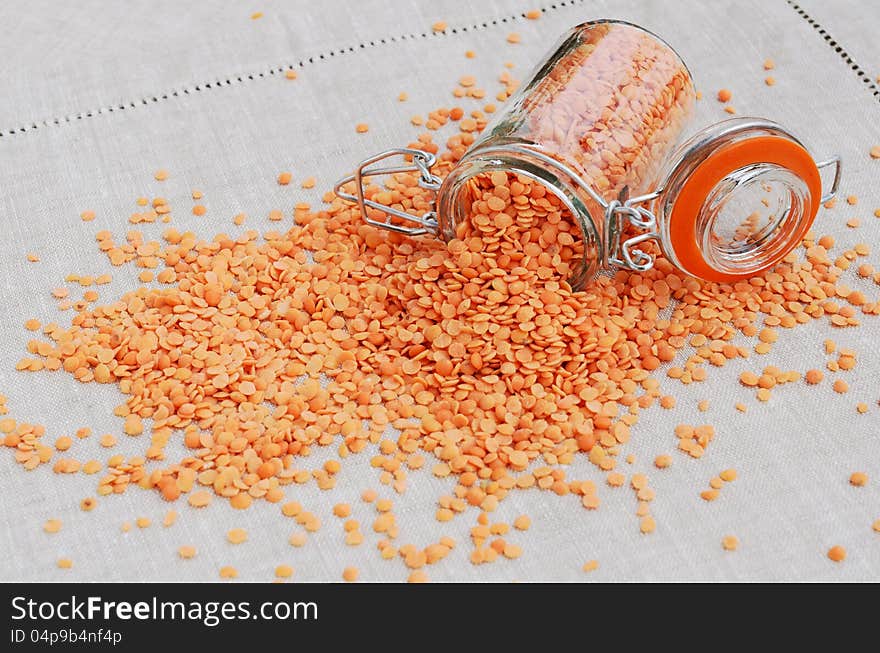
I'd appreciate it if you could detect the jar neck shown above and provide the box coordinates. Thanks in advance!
[693,162,810,276]
[653,118,819,281]
[436,144,605,290]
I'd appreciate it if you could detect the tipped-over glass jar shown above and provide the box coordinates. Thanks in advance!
[335,19,841,290]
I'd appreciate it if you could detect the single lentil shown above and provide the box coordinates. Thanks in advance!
[219,566,238,578]
[275,565,294,579]
[827,546,846,562]
[342,566,359,582]
[43,519,62,534]
[227,528,248,544]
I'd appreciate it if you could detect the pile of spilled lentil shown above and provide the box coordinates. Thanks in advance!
[4,40,880,581]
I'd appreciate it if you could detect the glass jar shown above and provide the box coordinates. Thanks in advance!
[335,19,841,290]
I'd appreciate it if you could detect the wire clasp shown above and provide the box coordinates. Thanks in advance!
[334,148,441,236]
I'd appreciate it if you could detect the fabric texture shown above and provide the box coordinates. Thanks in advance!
[1,0,878,582]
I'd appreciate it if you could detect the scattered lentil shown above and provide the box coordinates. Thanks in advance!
[43,519,62,534]
[275,565,294,579]
[289,532,307,547]
[827,545,846,562]
[227,528,248,544]
[342,566,359,582]
[219,566,238,578]
[582,559,599,572]
[408,570,429,583]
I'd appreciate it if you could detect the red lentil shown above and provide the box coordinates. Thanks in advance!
[163,510,177,527]
[275,565,294,579]
[827,546,846,562]
[850,472,868,487]
[219,566,238,578]
[227,528,248,544]
[43,519,62,534]
[342,567,359,582]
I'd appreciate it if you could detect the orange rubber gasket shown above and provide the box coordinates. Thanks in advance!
[668,135,821,283]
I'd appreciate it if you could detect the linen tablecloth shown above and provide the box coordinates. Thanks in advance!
[1,0,878,582]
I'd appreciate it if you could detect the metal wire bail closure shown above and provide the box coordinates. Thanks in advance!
[605,190,662,273]
[333,148,442,237]
[335,145,666,275]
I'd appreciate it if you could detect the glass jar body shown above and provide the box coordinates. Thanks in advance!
[436,19,697,286]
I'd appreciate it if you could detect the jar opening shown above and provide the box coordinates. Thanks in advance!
[436,150,604,290]
[696,163,810,275]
